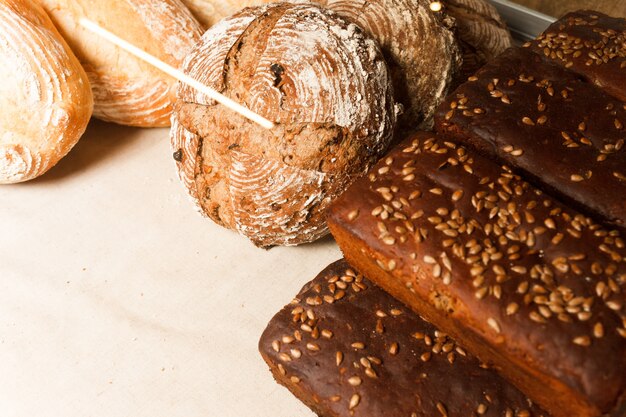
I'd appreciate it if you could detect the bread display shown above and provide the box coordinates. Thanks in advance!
[526,10,626,102]
[179,0,271,28]
[327,132,626,417]
[435,47,626,230]
[171,2,397,248]
[0,0,92,184]
[35,0,203,127]
[443,0,513,78]
[315,0,461,131]
[260,259,549,417]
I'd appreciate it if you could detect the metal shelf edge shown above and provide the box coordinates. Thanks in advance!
[488,0,557,41]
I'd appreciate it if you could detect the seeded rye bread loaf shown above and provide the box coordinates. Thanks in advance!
[444,0,512,80]
[315,0,461,131]
[435,47,626,230]
[327,132,626,417]
[526,10,626,103]
[171,3,397,248]
[260,259,549,417]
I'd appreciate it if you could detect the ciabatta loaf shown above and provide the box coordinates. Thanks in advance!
[0,0,92,183]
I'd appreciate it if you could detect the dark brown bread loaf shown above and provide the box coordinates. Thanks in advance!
[259,259,549,417]
[171,2,397,248]
[435,47,626,230]
[525,10,626,102]
[327,132,626,417]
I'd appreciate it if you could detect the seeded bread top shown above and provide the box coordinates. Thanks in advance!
[525,10,626,103]
[327,132,626,417]
[435,47,626,229]
[259,259,548,417]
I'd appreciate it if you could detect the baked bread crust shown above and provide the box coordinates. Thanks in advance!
[171,3,397,248]
[0,0,92,183]
[260,259,549,417]
[444,0,513,78]
[435,47,626,230]
[526,10,626,103]
[317,0,461,131]
[179,0,272,28]
[35,0,203,127]
[328,132,626,417]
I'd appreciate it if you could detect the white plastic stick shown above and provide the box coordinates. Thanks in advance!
[79,18,275,130]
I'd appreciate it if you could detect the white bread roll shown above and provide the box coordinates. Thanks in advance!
[179,0,272,28]
[0,0,93,183]
[35,0,204,127]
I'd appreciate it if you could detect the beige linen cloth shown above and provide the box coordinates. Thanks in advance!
[0,121,339,416]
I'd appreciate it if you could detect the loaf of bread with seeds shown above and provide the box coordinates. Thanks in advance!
[171,2,397,248]
[443,0,513,79]
[314,0,461,131]
[260,259,549,417]
[35,0,203,127]
[327,132,626,417]
[0,0,92,183]
[525,10,626,102]
[435,47,626,230]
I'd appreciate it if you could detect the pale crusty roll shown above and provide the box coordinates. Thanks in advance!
[171,3,397,248]
[35,0,203,127]
[317,0,461,130]
[179,0,272,28]
[0,0,92,183]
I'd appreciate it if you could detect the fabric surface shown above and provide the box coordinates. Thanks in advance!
[0,120,340,416]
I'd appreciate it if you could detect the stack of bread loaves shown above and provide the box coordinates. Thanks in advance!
[169,0,512,248]
[34,0,203,127]
[316,9,626,417]
[1,0,203,183]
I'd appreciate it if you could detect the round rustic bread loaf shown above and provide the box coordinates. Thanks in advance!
[35,0,203,127]
[443,0,513,78]
[171,2,397,248]
[317,0,461,130]
[0,0,92,183]
[179,0,272,28]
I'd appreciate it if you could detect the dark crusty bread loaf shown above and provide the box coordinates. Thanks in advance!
[525,10,626,102]
[171,2,397,248]
[327,132,626,417]
[314,0,461,131]
[259,259,549,417]
[435,47,626,230]
[444,0,513,79]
